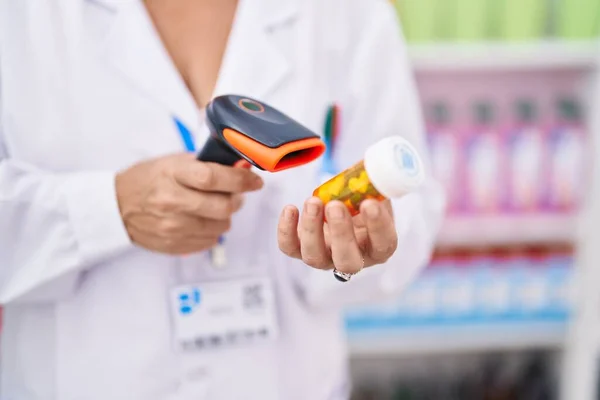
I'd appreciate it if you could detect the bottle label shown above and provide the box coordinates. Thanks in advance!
[429,131,458,206]
[394,143,420,177]
[467,131,499,211]
[549,128,583,209]
[509,127,543,210]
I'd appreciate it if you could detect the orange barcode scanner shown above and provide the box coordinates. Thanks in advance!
[197,95,326,171]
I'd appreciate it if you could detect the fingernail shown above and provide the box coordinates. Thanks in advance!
[254,175,264,187]
[234,160,252,169]
[284,207,295,221]
[364,203,380,219]
[327,204,344,220]
[306,201,319,217]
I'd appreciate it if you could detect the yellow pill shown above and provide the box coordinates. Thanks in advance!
[327,175,346,195]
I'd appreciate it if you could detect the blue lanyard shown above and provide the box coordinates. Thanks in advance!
[174,117,227,267]
[175,118,196,153]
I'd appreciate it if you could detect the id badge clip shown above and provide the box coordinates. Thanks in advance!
[197,95,326,171]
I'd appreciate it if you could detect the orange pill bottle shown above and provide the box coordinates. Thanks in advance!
[313,136,425,215]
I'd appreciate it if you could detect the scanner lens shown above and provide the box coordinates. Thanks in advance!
[239,99,265,113]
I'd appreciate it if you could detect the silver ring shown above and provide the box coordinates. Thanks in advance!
[333,258,364,282]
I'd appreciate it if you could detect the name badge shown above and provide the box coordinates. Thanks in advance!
[170,278,278,351]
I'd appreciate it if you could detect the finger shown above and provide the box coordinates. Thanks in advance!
[164,237,222,256]
[278,206,301,258]
[172,189,244,220]
[174,161,263,193]
[233,159,252,169]
[361,200,398,264]
[193,217,232,237]
[155,216,231,241]
[299,197,332,270]
[325,201,363,275]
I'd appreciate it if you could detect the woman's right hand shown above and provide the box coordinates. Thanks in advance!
[116,154,263,255]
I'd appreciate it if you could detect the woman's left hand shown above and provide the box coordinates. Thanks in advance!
[277,197,398,280]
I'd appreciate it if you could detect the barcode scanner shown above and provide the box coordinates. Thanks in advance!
[197,95,326,171]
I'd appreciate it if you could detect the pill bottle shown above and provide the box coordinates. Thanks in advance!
[312,136,425,215]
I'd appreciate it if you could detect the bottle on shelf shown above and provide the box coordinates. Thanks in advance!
[394,0,438,43]
[426,101,460,213]
[464,101,502,214]
[476,247,512,319]
[556,0,600,40]
[452,0,491,41]
[498,0,547,41]
[505,99,545,213]
[350,386,385,400]
[546,97,585,212]
[513,353,556,400]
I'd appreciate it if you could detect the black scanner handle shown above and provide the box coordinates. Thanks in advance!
[196,136,242,167]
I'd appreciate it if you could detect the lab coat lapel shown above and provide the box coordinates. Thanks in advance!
[87,0,200,132]
[214,0,296,100]
[84,0,298,131]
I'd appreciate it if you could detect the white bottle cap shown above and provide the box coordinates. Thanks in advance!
[363,136,425,199]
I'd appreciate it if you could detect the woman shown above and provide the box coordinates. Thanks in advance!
[0,0,444,399]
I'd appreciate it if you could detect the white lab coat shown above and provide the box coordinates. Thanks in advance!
[0,0,444,399]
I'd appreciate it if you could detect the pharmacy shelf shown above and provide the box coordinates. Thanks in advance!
[348,323,566,357]
[436,214,576,247]
[409,40,600,72]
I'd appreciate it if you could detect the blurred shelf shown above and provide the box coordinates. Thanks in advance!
[436,214,576,247]
[348,323,566,357]
[409,40,600,72]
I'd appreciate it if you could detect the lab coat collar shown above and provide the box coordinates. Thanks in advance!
[212,0,296,100]
[84,0,134,14]
[259,0,299,28]
[86,0,298,134]
[85,0,298,22]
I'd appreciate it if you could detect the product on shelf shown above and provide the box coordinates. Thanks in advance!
[452,0,490,41]
[513,353,555,400]
[437,249,476,318]
[426,101,460,213]
[505,99,545,213]
[514,247,551,315]
[546,97,585,212]
[351,353,557,400]
[350,387,385,400]
[344,246,573,331]
[475,247,512,317]
[556,0,600,39]
[395,0,599,43]
[498,0,547,41]
[421,85,587,217]
[546,243,576,312]
[394,0,438,43]
[464,101,502,214]
[435,0,455,41]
